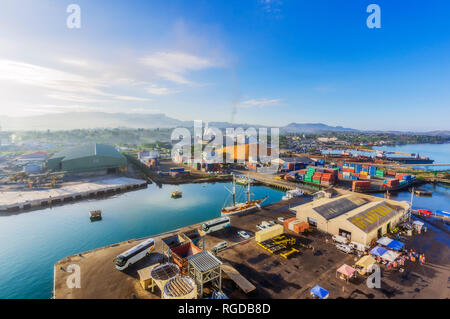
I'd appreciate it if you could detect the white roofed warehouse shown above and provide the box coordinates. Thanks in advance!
[292,193,410,246]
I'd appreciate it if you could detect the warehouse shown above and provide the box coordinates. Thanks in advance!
[292,193,410,246]
[46,143,127,173]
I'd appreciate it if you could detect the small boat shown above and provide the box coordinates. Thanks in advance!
[171,190,182,198]
[282,188,304,200]
[414,189,432,197]
[89,210,102,222]
[221,174,267,216]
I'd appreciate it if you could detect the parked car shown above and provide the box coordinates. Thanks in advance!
[332,235,349,245]
[256,224,266,230]
[335,243,353,254]
[237,231,250,240]
[277,217,286,223]
[261,221,272,228]
[268,220,277,226]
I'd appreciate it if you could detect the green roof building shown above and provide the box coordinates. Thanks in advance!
[47,143,127,173]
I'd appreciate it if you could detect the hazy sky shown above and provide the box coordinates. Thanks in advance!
[0,0,449,131]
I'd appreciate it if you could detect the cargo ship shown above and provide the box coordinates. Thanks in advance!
[221,174,267,216]
[386,156,434,164]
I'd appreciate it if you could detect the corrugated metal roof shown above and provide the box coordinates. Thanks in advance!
[188,251,222,272]
[348,202,402,233]
[50,143,125,161]
[313,196,369,220]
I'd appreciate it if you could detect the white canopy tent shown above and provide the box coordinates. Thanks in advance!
[377,237,393,246]
[381,250,400,262]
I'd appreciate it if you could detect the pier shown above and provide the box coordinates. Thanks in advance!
[0,177,147,212]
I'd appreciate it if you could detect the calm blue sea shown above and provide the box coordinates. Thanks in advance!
[0,182,284,299]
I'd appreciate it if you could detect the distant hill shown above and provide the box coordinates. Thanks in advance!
[0,112,187,131]
[281,123,359,133]
[0,112,448,136]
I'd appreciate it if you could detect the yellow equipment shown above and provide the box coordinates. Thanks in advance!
[280,248,299,259]
[272,235,296,246]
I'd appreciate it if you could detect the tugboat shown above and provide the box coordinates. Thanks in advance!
[221,174,267,216]
[171,190,182,199]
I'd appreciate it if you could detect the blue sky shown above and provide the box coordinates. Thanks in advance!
[0,0,449,131]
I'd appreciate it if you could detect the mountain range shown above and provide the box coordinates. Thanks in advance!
[0,112,448,136]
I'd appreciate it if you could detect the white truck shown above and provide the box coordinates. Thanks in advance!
[332,235,349,245]
[349,241,368,252]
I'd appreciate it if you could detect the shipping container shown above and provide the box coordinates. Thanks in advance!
[292,221,309,234]
[288,220,302,232]
[255,225,284,242]
[284,217,298,229]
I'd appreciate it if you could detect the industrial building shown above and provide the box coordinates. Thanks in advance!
[292,193,410,246]
[46,143,127,173]
[219,142,272,162]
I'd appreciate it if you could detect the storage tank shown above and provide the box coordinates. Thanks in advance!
[150,263,180,289]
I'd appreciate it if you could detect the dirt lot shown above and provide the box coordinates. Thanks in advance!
[54,197,450,299]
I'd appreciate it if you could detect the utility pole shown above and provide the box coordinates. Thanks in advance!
[409,186,414,221]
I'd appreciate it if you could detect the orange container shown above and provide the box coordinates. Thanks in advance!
[284,217,298,229]
[292,221,309,234]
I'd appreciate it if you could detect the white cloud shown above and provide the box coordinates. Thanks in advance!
[237,98,283,108]
[146,85,178,95]
[140,51,218,84]
[0,59,155,116]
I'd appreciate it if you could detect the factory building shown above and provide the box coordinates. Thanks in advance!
[292,193,410,246]
[46,143,127,173]
[219,142,272,162]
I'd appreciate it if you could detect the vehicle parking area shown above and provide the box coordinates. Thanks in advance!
[206,202,450,299]
[54,196,450,299]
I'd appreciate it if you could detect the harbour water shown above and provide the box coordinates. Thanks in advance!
[0,182,284,299]
[0,143,448,299]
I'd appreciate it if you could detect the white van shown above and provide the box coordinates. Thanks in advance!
[332,235,349,244]
[211,241,227,253]
[335,243,353,254]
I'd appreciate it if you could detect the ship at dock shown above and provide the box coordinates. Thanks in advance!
[386,156,434,164]
[221,174,268,216]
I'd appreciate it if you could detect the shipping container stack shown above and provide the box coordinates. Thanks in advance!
[291,166,337,186]
[283,217,309,234]
[282,161,306,172]
[352,180,371,192]
[336,162,381,181]
[383,173,415,189]
[169,167,191,177]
